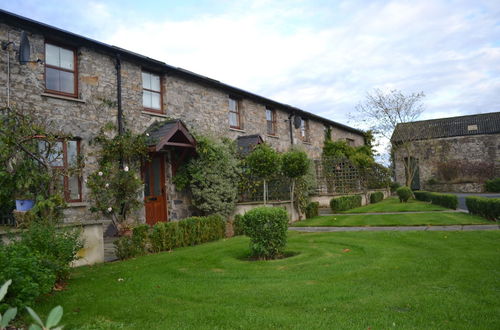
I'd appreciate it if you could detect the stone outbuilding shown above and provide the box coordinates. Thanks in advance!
[391,111,500,192]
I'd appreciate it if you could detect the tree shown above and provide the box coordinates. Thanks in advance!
[281,149,309,212]
[354,89,425,187]
[245,144,280,205]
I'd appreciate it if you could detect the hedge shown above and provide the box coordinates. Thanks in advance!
[369,191,384,204]
[305,202,319,218]
[330,195,362,212]
[150,215,225,253]
[115,215,226,259]
[466,196,500,221]
[413,191,432,202]
[413,191,458,209]
[485,178,500,193]
[396,186,412,202]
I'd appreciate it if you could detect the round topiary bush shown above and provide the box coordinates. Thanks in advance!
[242,207,289,260]
[396,186,412,203]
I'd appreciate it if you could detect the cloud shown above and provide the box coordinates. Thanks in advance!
[3,0,500,133]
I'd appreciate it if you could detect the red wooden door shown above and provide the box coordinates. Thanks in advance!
[144,153,168,225]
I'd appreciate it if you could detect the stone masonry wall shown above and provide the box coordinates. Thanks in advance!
[0,22,364,224]
[394,134,500,191]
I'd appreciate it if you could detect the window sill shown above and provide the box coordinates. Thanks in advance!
[41,93,85,103]
[267,134,279,139]
[66,202,88,208]
[302,141,312,145]
[141,111,169,118]
[229,127,246,133]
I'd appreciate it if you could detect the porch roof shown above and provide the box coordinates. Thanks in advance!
[145,120,196,151]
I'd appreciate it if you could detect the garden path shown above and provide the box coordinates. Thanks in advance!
[289,224,500,232]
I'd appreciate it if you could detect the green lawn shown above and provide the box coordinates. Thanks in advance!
[292,212,490,227]
[32,231,500,329]
[337,197,448,213]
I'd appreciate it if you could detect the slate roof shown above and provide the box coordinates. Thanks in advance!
[145,120,179,146]
[236,135,264,155]
[391,111,500,142]
[0,9,364,136]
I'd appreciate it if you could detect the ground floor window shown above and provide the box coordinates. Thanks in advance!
[39,139,82,202]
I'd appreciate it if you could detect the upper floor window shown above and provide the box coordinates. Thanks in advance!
[300,118,309,142]
[346,138,355,146]
[38,139,82,202]
[266,108,276,136]
[228,97,241,129]
[45,43,77,97]
[142,72,162,112]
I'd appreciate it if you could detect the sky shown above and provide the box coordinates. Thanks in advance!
[2,0,500,148]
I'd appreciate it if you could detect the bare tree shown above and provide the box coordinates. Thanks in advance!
[354,89,425,187]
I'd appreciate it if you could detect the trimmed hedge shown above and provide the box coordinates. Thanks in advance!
[413,191,432,202]
[305,202,319,219]
[430,193,458,209]
[115,215,226,259]
[150,215,225,253]
[466,196,500,221]
[330,195,362,212]
[232,214,245,236]
[485,178,500,193]
[413,191,458,209]
[242,207,289,259]
[396,186,412,202]
[369,192,384,204]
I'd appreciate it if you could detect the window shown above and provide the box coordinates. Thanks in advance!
[300,118,309,142]
[228,97,242,129]
[38,139,82,202]
[45,43,77,97]
[266,108,276,135]
[142,72,162,112]
[346,138,355,146]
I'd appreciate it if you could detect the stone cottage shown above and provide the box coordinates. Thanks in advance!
[391,112,500,192]
[0,10,365,226]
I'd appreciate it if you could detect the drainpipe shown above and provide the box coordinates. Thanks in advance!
[115,54,124,169]
[288,113,294,145]
[115,54,124,136]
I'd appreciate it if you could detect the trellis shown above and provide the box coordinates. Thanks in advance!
[237,157,391,202]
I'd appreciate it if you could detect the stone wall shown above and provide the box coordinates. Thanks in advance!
[0,22,364,224]
[394,134,500,190]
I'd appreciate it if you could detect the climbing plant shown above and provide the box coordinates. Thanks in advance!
[87,123,148,231]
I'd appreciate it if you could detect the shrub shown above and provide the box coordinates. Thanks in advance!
[466,196,500,221]
[430,193,458,210]
[114,236,141,260]
[369,191,384,204]
[485,178,500,193]
[148,215,225,255]
[232,214,245,236]
[20,222,83,282]
[390,182,401,193]
[173,136,240,216]
[329,195,362,212]
[396,186,412,202]
[414,191,458,209]
[242,207,289,259]
[413,191,433,202]
[0,243,55,309]
[305,202,319,219]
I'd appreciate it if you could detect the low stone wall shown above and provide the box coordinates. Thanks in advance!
[0,221,104,267]
[425,183,485,193]
[232,200,303,223]
[310,188,391,208]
